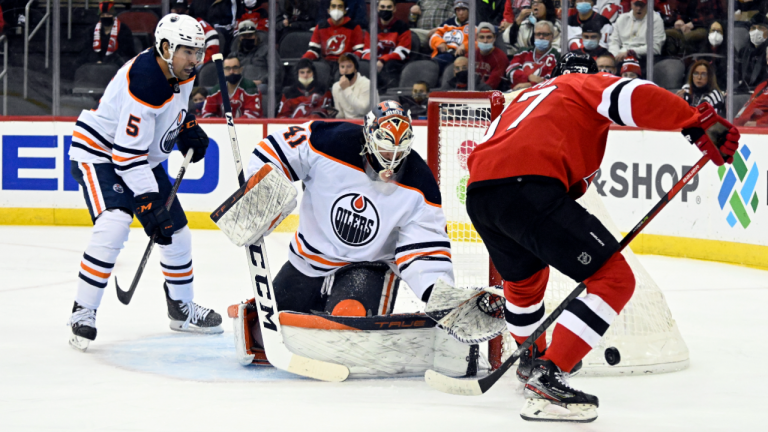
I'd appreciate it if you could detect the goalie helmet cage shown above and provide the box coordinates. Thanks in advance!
[426,91,690,376]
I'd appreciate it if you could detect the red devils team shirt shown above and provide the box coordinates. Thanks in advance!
[361,20,412,62]
[467,73,700,198]
[303,17,364,62]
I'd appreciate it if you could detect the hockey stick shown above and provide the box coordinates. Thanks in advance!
[425,155,710,395]
[116,149,195,305]
[212,53,349,382]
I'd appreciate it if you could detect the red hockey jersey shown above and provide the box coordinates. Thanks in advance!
[467,73,700,198]
[735,81,768,127]
[197,18,220,65]
[506,47,559,87]
[277,83,333,119]
[475,47,509,90]
[361,20,411,62]
[202,82,262,119]
[303,17,364,62]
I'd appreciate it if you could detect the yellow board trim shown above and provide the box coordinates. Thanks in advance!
[0,208,766,270]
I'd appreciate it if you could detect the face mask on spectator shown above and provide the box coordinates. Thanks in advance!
[750,29,766,47]
[575,2,592,14]
[241,38,256,51]
[194,101,204,111]
[379,10,393,21]
[534,38,550,51]
[413,91,427,102]
[456,70,469,84]
[100,17,113,27]
[245,0,257,8]
[226,73,242,84]
[298,76,313,86]
[528,15,537,25]
[583,39,598,50]
[344,72,356,81]
[478,42,494,52]
[708,31,723,47]
[330,9,345,21]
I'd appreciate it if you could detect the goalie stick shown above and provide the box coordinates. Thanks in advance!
[425,154,711,395]
[116,149,194,305]
[212,53,349,382]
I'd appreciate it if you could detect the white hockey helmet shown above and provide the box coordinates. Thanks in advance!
[363,100,414,180]
[154,14,205,74]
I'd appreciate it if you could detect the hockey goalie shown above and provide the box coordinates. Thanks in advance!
[212,102,492,378]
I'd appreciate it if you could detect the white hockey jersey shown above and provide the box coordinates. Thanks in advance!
[68,49,195,195]
[246,121,454,299]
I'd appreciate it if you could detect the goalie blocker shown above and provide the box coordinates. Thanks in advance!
[228,262,489,378]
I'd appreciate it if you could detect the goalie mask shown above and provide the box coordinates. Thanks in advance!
[363,101,414,182]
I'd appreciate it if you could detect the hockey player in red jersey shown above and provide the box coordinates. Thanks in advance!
[466,52,739,422]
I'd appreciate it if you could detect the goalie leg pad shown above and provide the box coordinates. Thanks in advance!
[324,262,400,317]
[211,164,297,247]
[228,299,270,366]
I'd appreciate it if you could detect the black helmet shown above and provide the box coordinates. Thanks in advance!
[552,51,598,77]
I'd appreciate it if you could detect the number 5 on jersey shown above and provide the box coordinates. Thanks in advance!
[126,115,141,137]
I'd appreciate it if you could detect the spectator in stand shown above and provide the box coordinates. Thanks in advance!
[704,20,728,91]
[282,0,318,33]
[502,0,561,56]
[666,0,723,55]
[233,20,284,89]
[567,0,613,51]
[316,0,367,29]
[609,1,665,62]
[735,0,768,23]
[362,0,412,91]
[236,0,270,31]
[278,59,335,118]
[332,54,370,119]
[676,60,725,116]
[619,54,641,78]
[410,0,454,31]
[203,55,263,118]
[477,0,507,26]
[171,0,220,66]
[597,0,624,24]
[738,14,768,91]
[506,20,559,90]
[440,56,493,90]
[735,47,768,127]
[578,19,611,59]
[399,81,430,119]
[80,1,135,66]
[303,0,364,78]
[596,52,617,75]
[190,87,209,116]
[500,0,530,32]
[475,22,509,90]
[430,0,471,73]
[190,0,238,35]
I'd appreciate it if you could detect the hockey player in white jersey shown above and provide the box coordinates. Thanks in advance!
[216,101,454,365]
[67,14,223,351]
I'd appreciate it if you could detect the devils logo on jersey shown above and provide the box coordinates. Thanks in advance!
[326,34,347,56]
[160,109,187,153]
[331,193,380,246]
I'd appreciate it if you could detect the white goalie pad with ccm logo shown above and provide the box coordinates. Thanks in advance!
[211,164,298,247]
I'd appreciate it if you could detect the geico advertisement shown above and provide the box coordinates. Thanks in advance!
[600,130,766,247]
[0,121,764,248]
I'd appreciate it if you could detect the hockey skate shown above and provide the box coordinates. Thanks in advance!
[521,359,598,423]
[68,302,97,352]
[164,283,223,334]
[517,346,582,383]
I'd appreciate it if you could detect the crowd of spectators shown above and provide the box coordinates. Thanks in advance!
[56,0,768,125]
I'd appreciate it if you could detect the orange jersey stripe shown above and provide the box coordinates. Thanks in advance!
[80,262,111,279]
[258,141,292,179]
[395,250,451,266]
[112,153,148,163]
[294,233,349,267]
[163,269,194,278]
[81,163,103,214]
[73,131,108,153]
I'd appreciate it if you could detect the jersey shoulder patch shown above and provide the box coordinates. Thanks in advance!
[127,50,175,109]
[397,151,441,207]
[308,121,366,171]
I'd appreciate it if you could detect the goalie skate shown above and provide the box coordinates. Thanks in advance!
[521,359,598,423]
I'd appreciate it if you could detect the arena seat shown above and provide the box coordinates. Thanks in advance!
[652,58,685,90]
[733,26,750,53]
[196,61,219,88]
[399,60,439,89]
[278,31,313,66]
[72,63,120,95]
[731,92,752,114]
[117,11,159,36]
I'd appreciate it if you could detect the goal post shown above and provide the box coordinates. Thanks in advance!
[426,91,690,376]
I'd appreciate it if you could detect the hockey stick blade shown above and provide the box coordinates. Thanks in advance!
[424,155,711,395]
[115,150,194,305]
[213,55,349,382]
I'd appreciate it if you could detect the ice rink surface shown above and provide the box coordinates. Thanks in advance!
[1,226,767,431]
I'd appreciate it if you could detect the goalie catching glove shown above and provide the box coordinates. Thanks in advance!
[424,278,506,344]
[682,102,739,166]
[211,164,297,247]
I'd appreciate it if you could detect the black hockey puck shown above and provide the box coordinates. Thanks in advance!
[605,347,621,366]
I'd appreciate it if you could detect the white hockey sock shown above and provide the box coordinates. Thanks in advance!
[75,209,132,310]
[158,225,194,302]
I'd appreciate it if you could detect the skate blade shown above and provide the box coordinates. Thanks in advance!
[520,398,597,423]
[170,321,224,335]
[69,335,90,352]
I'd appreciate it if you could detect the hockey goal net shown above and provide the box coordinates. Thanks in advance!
[426,91,690,376]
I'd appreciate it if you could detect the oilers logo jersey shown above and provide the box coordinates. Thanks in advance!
[68,49,196,195]
[247,121,454,299]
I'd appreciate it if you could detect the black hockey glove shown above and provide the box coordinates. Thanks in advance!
[134,193,174,245]
[176,113,208,163]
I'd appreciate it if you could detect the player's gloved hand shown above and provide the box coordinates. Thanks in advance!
[681,103,740,166]
[134,193,174,245]
[177,113,208,163]
[264,197,297,239]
